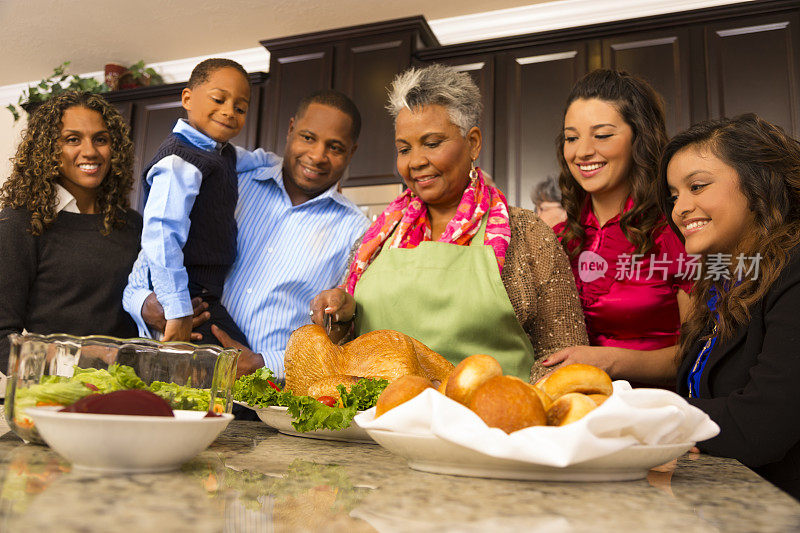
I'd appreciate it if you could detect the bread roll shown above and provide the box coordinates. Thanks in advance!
[375,375,433,417]
[445,354,503,405]
[437,373,450,395]
[538,363,613,401]
[468,375,546,433]
[532,374,548,389]
[546,392,597,426]
[588,393,609,406]
[505,376,553,411]
[529,384,553,411]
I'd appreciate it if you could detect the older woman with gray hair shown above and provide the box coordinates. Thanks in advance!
[311,64,587,381]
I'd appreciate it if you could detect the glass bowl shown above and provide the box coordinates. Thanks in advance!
[3,333,240,444]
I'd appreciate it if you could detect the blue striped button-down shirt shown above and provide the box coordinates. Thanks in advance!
[124,149,368,378]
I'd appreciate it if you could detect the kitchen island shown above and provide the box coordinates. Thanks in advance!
[0,417,798,532]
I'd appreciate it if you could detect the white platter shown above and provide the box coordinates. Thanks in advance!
[236,402,374,444]
[365,428,692,481]
[27,406,233,473]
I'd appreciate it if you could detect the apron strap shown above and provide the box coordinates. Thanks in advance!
[469,212,489,246]
[381,209,490,251]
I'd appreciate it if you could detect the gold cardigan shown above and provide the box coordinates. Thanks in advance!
[503,207,588,381]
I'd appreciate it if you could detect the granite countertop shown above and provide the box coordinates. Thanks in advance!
[0,417,798,533]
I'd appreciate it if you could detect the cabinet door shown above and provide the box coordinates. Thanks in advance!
[113,101,133,126]
[496,43,589,209]
[130,96,185,211]
[336,33,414,187]
[260,45,334,155]
[706,12,800,136]
[419,54,495,179]
[601,28,692,135]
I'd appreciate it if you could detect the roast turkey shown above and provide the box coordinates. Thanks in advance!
[284,325,454,396]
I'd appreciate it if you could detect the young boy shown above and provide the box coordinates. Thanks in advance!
[127,58,251,345]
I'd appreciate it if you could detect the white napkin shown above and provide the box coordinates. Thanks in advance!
[355,381,719,467]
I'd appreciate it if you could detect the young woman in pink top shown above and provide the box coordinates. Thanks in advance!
[544,69,691,386]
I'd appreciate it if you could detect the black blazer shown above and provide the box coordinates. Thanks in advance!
[677,246,800,500]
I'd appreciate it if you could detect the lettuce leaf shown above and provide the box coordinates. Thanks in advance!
[14,381,95,417]
[40,375,68,385]
[16,364,209,414]
[285,397,358,432]
[108,363,146,390]
[15,364,142,413]
[149,381,211,411]
[338,377,388,411]
[233,367,294,407]
[233,370,389,432]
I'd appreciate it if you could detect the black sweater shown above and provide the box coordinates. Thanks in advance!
[0,207,142,373]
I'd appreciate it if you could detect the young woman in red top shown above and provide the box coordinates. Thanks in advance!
[545,69,690,386]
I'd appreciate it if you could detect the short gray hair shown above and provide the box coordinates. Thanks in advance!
[386,64,482,135]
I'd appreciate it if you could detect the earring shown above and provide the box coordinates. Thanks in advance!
[469,160,478,184]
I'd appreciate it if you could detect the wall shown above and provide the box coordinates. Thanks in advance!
[0,112,25,183]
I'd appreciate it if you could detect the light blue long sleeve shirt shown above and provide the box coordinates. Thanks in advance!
[133,119,228,320]
[123,148,369,378]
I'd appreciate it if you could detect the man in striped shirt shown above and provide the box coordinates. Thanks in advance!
[124,90,369,379]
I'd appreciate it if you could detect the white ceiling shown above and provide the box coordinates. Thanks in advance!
[0,0,545,88]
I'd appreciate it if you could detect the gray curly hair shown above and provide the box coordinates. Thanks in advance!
[386,64,482,136]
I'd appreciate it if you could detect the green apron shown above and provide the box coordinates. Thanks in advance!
[354,215,535,380]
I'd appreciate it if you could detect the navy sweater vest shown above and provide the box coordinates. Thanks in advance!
[143,133,238,294]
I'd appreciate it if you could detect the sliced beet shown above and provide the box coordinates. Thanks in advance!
[60,389,174,417]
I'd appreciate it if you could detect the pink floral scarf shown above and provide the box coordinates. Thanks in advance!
[345,168,511,295]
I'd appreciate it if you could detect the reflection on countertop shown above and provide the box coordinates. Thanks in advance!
[0,417,798,533]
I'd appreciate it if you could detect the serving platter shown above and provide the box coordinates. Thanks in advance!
[235,401,374,444]
[365,428,692,481]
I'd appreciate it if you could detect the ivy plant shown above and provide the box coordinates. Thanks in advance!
[7,61,109,122]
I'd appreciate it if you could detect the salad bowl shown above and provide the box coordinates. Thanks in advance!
[4,333,240,444]
[27,406,233,473]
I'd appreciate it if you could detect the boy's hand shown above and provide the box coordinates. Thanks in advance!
[142,293,210,341]
[211,325,264,379]
[163,316,194,342]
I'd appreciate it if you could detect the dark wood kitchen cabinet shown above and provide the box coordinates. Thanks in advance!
[600,27,693,136]
[494,42,590,210]
[420,0,799,208]
[705,11,800,137]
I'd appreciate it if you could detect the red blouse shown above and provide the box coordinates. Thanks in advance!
[555,200,691,350]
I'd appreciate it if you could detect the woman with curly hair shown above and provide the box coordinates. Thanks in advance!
[543,69,691,385]
[0,91,141,371]
[660,114,800,500]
